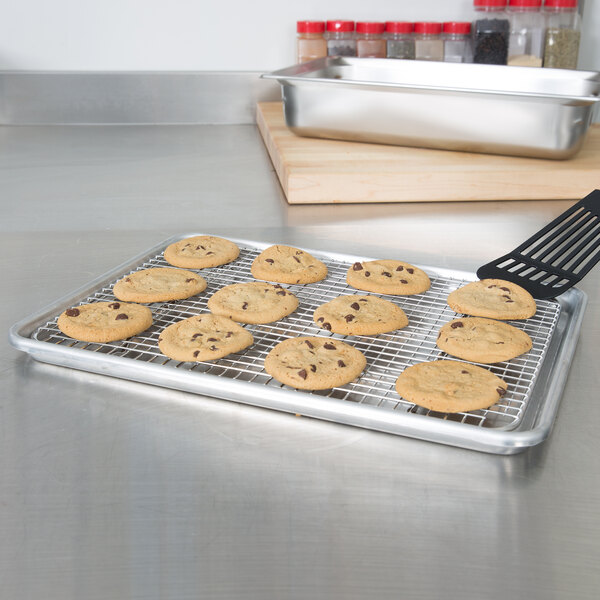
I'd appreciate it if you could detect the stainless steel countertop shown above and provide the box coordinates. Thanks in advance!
[2,123,599,599]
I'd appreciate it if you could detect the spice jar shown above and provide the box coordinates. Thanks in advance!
[325,20,356,56]
[543,0,581,69]
[385,22,415,59]
[296,21,327,64]
[355,22,386,58]
[507,0,544,67]
[472,0,509,65]
[414,22,444,61]
[443,22,473,62]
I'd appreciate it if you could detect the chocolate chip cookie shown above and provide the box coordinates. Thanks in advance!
[158,314,253,362]
[251,244,327,284]
[395,360,508,413]
[313,294,408,336]
[164,235,239,269]
[113,268,206,303]
[207,281,299,324]
[437,317,532,363]
[447,278,536,320]
[346,260,430,295]
[57,301,153,343]
[265,336,366,390]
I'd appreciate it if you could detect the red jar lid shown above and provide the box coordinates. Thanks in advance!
[508,0,542,7]
[443,22,472,34]
[414,22,442,35]
[297,21,325,34]
[544,0,577,7]
[474,0,507,7]
[326,20,355,32]
[385,21,414,34]
[356,22,385,34]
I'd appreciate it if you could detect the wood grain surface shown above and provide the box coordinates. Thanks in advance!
[256,101,600,204]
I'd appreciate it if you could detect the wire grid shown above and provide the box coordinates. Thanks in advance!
[31,242,561,431]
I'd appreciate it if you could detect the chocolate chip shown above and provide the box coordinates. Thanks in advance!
[461,370,469,374]
[407,268,414,274]
[344,314,354,322]
[191,333,203,339]
[65,308,80,317]
[193,350,200,357]
[265,258,274,264]
[487,285,497,288]
[276,290,286,296]
[242,302,248,310]
[322,322,332,331]
[298,369,307,380]
[296,251,303,255]
[185,278,195,283]
[502,295,511,300]
[382,272,392,277]
[207,337,218,342]
[400,279,408,284]
[506,300,514,303]
[210,345,218,351]
[317,317,324,323]
[359,298,367,302]
[293,256,301,263]
[352,262,363,271]
[350,302,360,311]
[500,287,510,292]
[108,302,120,309]
[324,342,336,350]
[226,332,233,338]
[365,271,371,278]
[337,360,346,368]
[451,321,464,329]
[497,387,507,397]
[305,340,314,349]
[496,341,505,344]
[115,313,129,320]
[206,251,215,255]
[310,364,317,372]
[125,277,132,282]
[396,266,404,271]
[274,284,283,289]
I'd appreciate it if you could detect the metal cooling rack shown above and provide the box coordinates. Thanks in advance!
[10,234,585,454]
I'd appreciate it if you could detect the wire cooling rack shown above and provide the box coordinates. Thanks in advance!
[27,237,562,434]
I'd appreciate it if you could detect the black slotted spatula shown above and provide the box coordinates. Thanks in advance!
[476,189,600,300]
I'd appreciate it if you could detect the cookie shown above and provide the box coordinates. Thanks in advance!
[346,260,430,295]
[251,245,327,284]
[164,235,239,269]
[437,317,532,364]
[158,314,253,362]
[207,281,299,324]
[264,336,366,390]
[447,278,536,320]
[313,294,408,336]
[113,268,206,303]
[57,301,153,343]
[395,360,508,413]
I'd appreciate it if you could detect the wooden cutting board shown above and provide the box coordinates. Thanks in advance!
[256,101,600,204]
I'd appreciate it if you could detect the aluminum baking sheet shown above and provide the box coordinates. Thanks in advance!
[9,234,587,454]
[262,57,600,159]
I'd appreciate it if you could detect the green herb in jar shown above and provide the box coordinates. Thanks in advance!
[543,27,580,69]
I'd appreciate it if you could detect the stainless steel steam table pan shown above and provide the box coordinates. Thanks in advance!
[262,57,600,159]
[9,235,587,454]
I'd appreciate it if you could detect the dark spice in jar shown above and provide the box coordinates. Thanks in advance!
[473,18,509,65]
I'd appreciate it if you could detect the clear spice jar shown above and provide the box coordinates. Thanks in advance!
[443,22,473,62]
[355,22,386,58]
[414,22,444,61]
[385,21,415,59]
[472,0,509,65]
[543,0,581,69]
[507,0,544,67]
[296,21,327,64]
[325,20,356,56]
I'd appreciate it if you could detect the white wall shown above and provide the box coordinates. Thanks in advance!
[0,0,596,71]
